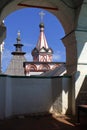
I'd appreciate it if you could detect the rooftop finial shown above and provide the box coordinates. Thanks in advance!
[39,11,45,23]
[17,30,21,38]
[17,30,21,43]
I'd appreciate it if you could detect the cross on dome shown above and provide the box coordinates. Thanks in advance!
[17,30,21,38]
[16,30,21,43]
[39,11,45,22]
[31,11,53,62]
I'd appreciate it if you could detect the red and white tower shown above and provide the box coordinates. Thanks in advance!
[32,11,53,62]
[24,11,61,76]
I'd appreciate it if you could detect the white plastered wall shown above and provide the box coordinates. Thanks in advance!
[75,0,87,99]
[0,75,71,119]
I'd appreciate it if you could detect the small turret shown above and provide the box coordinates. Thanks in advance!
[5,31,27,76]
[11,31,26,55]
[31,11,53,62]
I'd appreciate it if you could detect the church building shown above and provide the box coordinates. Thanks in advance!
[24,12,61,76]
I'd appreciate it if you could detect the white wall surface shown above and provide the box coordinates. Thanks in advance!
[75,1,87,106]
[0,76,5,118]
[0,75,71,119]
[12,77,52,115]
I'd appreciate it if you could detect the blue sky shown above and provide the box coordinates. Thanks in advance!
[2,8,66,72]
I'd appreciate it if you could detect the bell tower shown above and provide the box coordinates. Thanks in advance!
[5,31,26,76]
[12,31,26,55]
[31,11,53,62]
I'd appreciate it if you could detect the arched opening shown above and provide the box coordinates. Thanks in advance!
[0,0,77,75]
[0,0,77,74]
[1,8,66,74]
[0,0,80,119]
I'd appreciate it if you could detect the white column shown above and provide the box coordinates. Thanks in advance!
[62,77,74,114]
[0,21,6,73]
[75,30,87,98]
[0,42,4,73]
[75,1,87,99]
[0,51,1,73]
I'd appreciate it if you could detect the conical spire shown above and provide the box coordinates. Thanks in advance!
[36,22,49,50]
[36,11,49,50]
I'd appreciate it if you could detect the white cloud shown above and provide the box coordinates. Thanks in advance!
[53,51,61,61]
[2,49,12,72]
[1,42,34,72]
[25,52,33,61]
[23,43,35,61]
[24,43,35,48]
[53,50,65,62]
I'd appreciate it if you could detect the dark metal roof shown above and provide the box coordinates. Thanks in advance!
[40,64,66,76]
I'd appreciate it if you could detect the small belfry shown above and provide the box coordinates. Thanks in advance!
[32,11,53,62]
[5,31,26,76]
[12,31,26,55]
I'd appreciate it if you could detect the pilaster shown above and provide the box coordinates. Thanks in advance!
[75,1,87,99]
[62,31,77,75]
